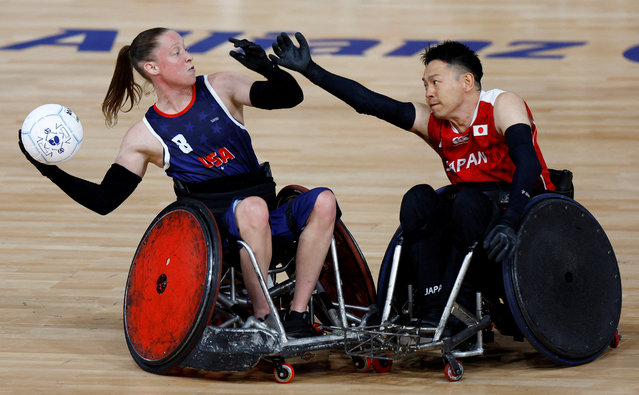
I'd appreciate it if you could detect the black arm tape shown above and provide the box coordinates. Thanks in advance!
[249,67,303,110]
[305,62,415,130]
[48,163,142,215]
[501,123,542,227]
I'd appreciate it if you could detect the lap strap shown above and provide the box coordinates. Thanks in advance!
[173,163,276,216]
[447,182,511,206]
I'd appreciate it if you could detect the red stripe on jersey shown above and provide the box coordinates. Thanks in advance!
[152,85,197,118]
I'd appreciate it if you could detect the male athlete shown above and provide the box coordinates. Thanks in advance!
[269,32,555,324]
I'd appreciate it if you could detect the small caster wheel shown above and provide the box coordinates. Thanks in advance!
[610,329,621,348]
[274,363,294,384]
[444,361,464,382]
[353,356,372,373]
[372,357,393,373]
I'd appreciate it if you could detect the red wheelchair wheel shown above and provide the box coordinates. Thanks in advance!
[124,198,223,373]
[323,219,377,316]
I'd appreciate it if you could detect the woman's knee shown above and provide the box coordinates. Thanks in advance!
[235,196,270,230]
[310,190,337,224]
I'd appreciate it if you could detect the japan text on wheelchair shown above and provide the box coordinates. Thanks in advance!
[122,168,621,383]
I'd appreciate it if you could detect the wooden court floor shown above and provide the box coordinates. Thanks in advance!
[1,0,638,393]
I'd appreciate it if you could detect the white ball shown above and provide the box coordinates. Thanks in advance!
[21,104,83,164]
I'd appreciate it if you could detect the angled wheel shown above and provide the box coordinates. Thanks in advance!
[503,194,622,365]
[124,198,223,373]
[376,226,410,323]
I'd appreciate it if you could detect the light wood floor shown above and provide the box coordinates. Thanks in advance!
[1,0,638,393]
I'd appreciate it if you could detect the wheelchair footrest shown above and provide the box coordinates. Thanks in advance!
[340,325,441,360]
[341,316,491,361]
[181,325,281,372]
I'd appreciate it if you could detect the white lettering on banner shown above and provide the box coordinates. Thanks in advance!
[446,151,488,173]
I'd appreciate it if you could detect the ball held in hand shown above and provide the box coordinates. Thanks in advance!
[20,103,83,164]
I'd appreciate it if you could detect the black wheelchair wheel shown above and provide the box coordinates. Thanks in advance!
[376,226,410,322]
[503,193,622,364]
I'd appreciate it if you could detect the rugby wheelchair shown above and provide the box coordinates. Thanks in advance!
[366,169,622,381]
[122,175,379,383]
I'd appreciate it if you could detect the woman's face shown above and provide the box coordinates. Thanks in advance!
[148,30,196,87]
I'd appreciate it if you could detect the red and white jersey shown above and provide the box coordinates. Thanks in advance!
[427,89,554,190]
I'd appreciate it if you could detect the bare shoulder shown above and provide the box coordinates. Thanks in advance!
[207,71,232,86]
[495,90,526,110]
[208,72,253,92]
[411,102,432,142]
[494,91,530,134]
[116,120,164,175]
[121,120,156,148]
[207,72,252,120]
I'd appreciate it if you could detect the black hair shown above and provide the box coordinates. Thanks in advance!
[421,41,483,89]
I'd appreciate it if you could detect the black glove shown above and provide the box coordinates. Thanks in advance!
[269,32,313,75]
[18,129,60,178]
[228,38,277,78]
[483,224,517,262]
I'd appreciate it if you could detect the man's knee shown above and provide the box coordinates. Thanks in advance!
[450,189,494,245]
[400,184,440,235]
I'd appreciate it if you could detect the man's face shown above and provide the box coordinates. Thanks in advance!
[422,60,466,120]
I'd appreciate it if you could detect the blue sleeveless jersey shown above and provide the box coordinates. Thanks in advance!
[143,75,260,183]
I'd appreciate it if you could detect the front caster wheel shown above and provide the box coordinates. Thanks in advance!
[372,357,392,373]
[353,356,372,373]
[274,363,295,384]
[610,329,621,348]
[444,361,464,382]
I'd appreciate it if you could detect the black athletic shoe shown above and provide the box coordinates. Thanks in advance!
[283,310,319,339]
[416,308,443,328]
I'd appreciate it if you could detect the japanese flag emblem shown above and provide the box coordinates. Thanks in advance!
[473,125,488,136]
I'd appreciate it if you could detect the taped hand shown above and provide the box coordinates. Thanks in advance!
[269,32,312,75]
[228,38,276,77]
[483,224,517,262]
